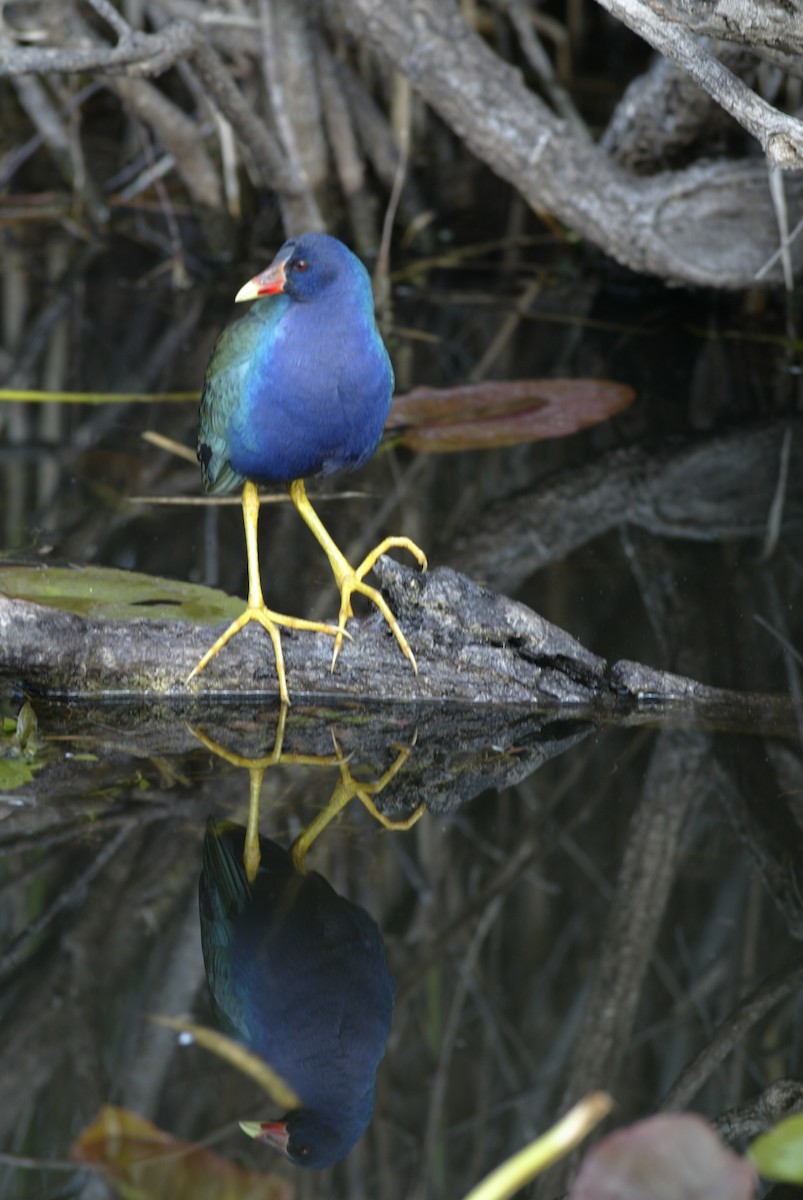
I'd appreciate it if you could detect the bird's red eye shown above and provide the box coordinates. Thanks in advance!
[293,258,309,273]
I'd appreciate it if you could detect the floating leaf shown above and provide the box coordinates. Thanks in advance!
[571,1113,756,1200]
[0,757,37,789]
[748,1112,803,1182]
[71,1106,292,1200]
[0,700,46,788]
[0,565,243,625]
[385,379,634,452]
[15,699,38,750]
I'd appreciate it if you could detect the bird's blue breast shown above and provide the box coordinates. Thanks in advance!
[226,296,393,485]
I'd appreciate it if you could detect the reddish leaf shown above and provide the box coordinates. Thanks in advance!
[571,1113,756,1200]
[385,379,634,452]
[71,1105,293,1200]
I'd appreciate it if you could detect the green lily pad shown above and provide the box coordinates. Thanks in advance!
[0,565,244,625]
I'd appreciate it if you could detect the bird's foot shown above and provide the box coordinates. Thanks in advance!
[186,605,343,704]
[290,732,423,871]
[331,537,427,674]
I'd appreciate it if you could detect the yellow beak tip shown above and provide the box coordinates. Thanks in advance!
[234,280,260,303]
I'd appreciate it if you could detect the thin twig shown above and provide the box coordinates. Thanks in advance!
[759,425,792,561]
[661,959,803,1110]
[375,74,411,309]
[0,822,133,984]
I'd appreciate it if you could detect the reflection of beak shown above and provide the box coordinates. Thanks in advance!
[240,1118,290,1156]
[235,254,289,302]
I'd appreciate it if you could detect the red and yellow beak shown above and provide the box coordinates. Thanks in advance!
[239,1119,290,1156]
[235,249,292,303]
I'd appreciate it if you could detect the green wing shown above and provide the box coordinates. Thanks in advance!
[197,299,282,495]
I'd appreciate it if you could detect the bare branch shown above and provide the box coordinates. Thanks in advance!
[594,0,803,169]
[342,0,803,286]
[653,0,803,59]
[0,20,198,79]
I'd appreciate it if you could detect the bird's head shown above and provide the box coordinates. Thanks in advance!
[234,233,370,307]
[241,1109,349,1170]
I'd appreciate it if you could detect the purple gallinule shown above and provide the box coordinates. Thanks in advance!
[186,233,427,701]
[199,819,395,1168]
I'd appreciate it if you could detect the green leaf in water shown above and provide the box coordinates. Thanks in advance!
[15,699,38,750]
[0,757,37,789]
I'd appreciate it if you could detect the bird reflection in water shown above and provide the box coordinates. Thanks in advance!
[192,709,422,1169]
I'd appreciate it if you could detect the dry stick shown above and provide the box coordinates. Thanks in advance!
[661,959,803,1111]
[257,0,323,232]
[647,0,803,60]
[766,161,795,290]
[336,60,413,204]
[760,425,793,562]
[714,1079,803,1144]
[112,76,223,210]
[213,109,241,219]
[756,214,803,281]
[188,38,297,199]
[594,0,803,168]
[0,19,199,78]
[468,276,542,383]
[375,73,411,310]
[499,0,588,136]
[315,37,377,260]
[9,75,72,175]
[0,81,101,187]
[85,0,135,41]
[0,822,133,985]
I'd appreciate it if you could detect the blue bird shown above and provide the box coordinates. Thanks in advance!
[186,232,427,702]
[198,819,395,1169]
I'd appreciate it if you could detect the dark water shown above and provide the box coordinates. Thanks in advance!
[1,231,802,1199]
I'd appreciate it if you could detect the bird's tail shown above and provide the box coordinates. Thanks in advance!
[201,818,251,917]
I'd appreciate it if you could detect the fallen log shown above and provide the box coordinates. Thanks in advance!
[0,560,798,740]
[0,558,606,703]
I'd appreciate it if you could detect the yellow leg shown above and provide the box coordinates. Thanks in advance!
[186,481,342,703]
[288,478,427,674]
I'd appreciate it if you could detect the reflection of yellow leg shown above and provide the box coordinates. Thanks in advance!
[243,766,264,883]
[290,734,424,873]
[190,707,341,881]
[186,482,343,703]
[288,478,427,675]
